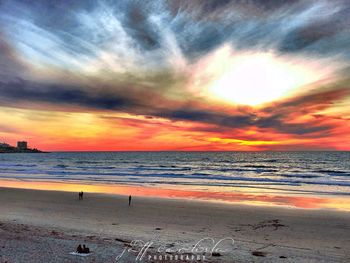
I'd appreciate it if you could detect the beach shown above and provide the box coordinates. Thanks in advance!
[1,187,349,262]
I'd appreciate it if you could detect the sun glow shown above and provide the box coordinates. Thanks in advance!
[191,46,333,106]
[205,51,323,106]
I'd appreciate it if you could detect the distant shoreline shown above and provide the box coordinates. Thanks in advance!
[0,150,48,153]
[0,146,49,153]
[0,143,46,153]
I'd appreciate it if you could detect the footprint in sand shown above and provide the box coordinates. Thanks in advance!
[252,219,286,231]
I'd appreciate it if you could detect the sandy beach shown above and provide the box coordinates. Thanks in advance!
[0,187,349,262]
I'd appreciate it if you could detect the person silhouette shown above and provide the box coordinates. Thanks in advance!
[82,244,90,254]
[76,244,83,253]
[129,195,132,206]
[79,191,84,200]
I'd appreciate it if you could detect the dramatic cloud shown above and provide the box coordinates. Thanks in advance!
[0,0,349,150]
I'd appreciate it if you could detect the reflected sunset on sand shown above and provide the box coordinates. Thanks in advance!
[1,179,349,211]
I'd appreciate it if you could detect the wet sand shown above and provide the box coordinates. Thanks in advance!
[0,187,350,262]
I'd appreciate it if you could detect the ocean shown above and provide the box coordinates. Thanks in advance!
[0,151,349,197]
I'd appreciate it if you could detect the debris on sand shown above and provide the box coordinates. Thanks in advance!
[252,251,267,257]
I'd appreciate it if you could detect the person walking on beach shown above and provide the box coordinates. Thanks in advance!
[129,195,132,206]
[79,191,83,200]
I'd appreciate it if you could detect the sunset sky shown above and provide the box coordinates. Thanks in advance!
[0,0,349,151]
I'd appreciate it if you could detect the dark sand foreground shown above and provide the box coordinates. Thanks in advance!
[0,187,350,262]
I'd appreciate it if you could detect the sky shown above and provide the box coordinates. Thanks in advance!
[0,0,349,151]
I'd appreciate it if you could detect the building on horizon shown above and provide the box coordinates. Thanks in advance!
[17,141,28,150]
[0,142,11,148]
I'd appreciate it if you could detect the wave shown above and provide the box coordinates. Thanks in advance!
[1,169,349,188]
[14,164,37,167]
[1,172,350,188]
[314,169,349,176]
[1,152,349,195]
[134,166,192,171]
[76,166,116,170]
[277,173,321,179]
[54,164,68,169]
[75,161,101,164]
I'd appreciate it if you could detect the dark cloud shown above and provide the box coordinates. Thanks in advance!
[0,74,339,136]
[0,71,347,137]
[169,0,350,56]
[279,17,346,53]
[263,87,350,114]
[2,0,350,60]
[123,3,162,50]
[0,37,26,80]
[176,22,228,59]
[167,0,301,18]
[201,0,231,12]
[155,107,331,136]
[255,115,331,135]
[280,26,330,52]
[250,0,301,11]
[0,78,138,111]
